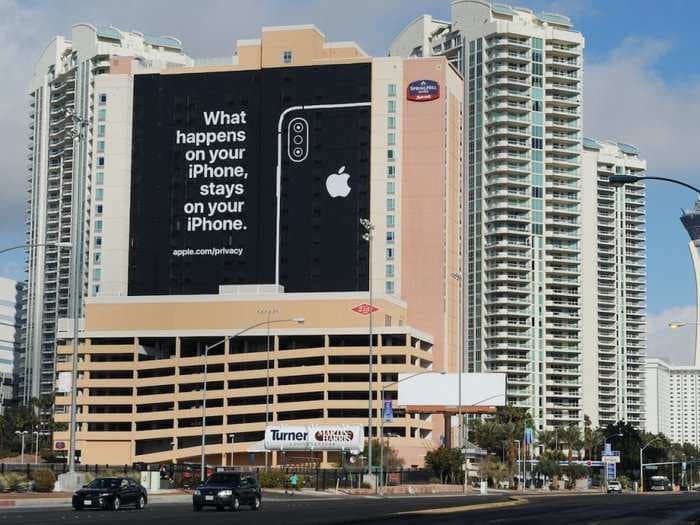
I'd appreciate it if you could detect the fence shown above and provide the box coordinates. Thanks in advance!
[0,463,439,491]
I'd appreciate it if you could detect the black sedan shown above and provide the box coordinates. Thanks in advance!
[73,477,148,511]
[193,471,261,511]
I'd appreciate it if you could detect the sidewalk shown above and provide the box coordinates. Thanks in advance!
[0,490,189,508]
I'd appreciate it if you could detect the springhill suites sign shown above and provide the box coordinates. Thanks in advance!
[406,79,440,102]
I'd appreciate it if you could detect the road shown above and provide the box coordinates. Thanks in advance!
[1,492,699,524]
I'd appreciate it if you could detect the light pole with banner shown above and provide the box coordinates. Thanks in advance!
[360,218,375,481]
[199,317,304,481]
[14,431,29,464]
[378,370,445,494]
[258,307,278,471]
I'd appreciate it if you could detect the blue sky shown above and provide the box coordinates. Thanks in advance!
[1,0,699,362]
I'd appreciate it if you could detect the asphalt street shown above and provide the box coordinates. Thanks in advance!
[1,492,699,525]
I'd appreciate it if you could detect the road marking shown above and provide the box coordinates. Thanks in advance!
[397,496,528,515]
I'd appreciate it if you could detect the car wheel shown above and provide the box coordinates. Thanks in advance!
[193,504,202,512]
[230,496,240,511]
[136,495,146,510]
[73,505,83,511]
[112,496,121,511]
[251,496,261,511]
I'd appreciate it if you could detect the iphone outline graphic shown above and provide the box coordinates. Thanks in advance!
[275,102,371,289]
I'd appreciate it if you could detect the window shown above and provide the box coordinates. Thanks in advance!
[97,141,105,153]
[98,109,106,121]
[98,125,105,137]
[387,84,397,97]
[97,156,105,167]
[387,149,395,161]
[386,248,394,259]
[386,264,394,277]
[95,172,104,184]
[95,220,103,232]
[387,182,395,194]
[96,204,103,214]
[387,116,396,129]
[532,138,543,149]
[93,268,101,281]
[386,198,395,211]
[95,237,102,247]
[94,252,102,264]
[387,166,395,178]
[386,215,395,227]
[96,188,104,201]
[283,50,292,64]
[385,281,395,294]
[386,231,395,243]
[388,100,396,113]
[99,93,107,105]
[93,285,101,295]
[388,133,396,146]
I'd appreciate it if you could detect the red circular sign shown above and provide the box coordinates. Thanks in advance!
[55,441,65,450]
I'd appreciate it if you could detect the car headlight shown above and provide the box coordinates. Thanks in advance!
[218,490,232,497]
[100,492,111,497]
[194,489,201,496]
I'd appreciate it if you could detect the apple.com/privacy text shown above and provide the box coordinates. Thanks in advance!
[172,247,244,257]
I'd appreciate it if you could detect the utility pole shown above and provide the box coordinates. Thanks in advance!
[361,218,375,485]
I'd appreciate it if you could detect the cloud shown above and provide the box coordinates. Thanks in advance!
[584,36,700,176]
[647,305,697,365]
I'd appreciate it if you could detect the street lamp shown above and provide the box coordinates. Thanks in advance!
[378,370,446,494]
[514,440,522,491]
[640,436,663,493]
[602,433,623,491]
[199,317,304,482]
[14,431,29,464]
[228,434,235,468]
[360,218,375,481]
[32,430,50,464]
[608,174,700,194]
[450,272,464,453]
[258,307,279,471]
[669,322,699,329]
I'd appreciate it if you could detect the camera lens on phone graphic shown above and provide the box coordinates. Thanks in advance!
[293,122,304,132]
[293,135,303,145]
[293,147,303,157]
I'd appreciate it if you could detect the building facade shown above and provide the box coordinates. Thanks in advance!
[391,0,585,430]
[0,278,23,414]
[22,24,191,403]
[581,139,646,429]
[645,358,700,446]
[53,25,465,467]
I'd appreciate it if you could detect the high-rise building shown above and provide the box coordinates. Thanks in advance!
[51,25,469,467]
[0,278,23,414]
[581,138,646,429]
[681,200,700,366]
[645,358,700,446]
[391,1,585,430]
[22,24,191,403]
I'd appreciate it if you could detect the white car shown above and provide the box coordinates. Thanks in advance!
[607,480,622,494]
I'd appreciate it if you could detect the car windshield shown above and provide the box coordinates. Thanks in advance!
[86,478,121,489]
[205,473,241,486]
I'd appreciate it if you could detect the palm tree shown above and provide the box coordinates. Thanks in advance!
[538,429,557,455]
[560,425,583,463]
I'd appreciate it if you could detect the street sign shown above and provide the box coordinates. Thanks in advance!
[604,443,612,456]
[352,303,379,316]
[383,400,393,422]
[607,462,616,480]
[55,441,65,450]
[602,455,620,464]
[645,465,658,471]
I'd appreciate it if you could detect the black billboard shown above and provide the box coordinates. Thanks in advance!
[128,63,371,295]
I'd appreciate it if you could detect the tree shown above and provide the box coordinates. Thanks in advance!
[473,419,505,454]
[559,425,583,463]
[583,415,603,460]
[424,447,464,484]
[361,438,404,469]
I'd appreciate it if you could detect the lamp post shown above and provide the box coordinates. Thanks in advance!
[640,436,663,493]
[15,431,29,464]
[608,174,700,194]
[258,307,279,471]
[32,430,49,464]
[514,440,522,491]
[228,434,235,468]
[602,433,623,491]
[360,218,375,482]
[450,272,464,453]
[669,322,700,329]
[199,317,304,482]
[378,370,446,495]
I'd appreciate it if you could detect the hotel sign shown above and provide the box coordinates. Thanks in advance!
[407,79,440,102]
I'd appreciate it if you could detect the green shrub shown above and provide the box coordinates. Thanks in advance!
[4,473,28,492]
[0,474,8,492]
[32,469,56,492]
[258,470,304,490]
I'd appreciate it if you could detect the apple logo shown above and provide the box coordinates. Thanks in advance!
[326,166,351,198]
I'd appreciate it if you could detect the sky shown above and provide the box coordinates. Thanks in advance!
[1,0,699,363]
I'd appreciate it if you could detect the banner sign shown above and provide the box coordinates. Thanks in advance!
[264,425,363,452]
[383,401,393,422]
[406,79,440,102]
